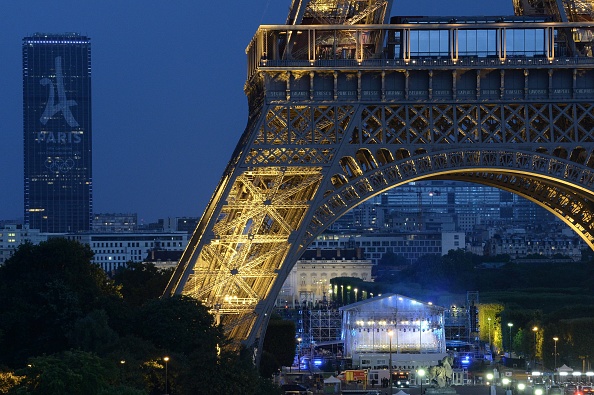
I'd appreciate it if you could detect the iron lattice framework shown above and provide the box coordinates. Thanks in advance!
[166,0,594,357]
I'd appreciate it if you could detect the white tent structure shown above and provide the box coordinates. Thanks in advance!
[558,364,573,372]
[340,293,447,369]
[557,364,574,384]
[323,375,341,393]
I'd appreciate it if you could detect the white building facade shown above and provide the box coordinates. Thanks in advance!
[309,232,466,265]
[66,231,189,272]
[0,224,49,264]
[278,249,373,308]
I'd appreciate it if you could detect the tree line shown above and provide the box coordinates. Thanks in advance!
[0,238,287,395]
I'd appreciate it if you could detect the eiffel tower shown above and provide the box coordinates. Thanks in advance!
[165,0,594,354]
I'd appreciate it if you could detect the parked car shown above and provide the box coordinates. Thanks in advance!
[549,385,564,395]
[565,384,578,395]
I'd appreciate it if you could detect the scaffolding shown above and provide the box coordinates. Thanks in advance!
[310,309,342,343]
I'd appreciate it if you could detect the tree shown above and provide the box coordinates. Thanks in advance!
[133,295,224,355]
[261,315,296,377]
[0,239,281,395]
[7,350,142,395]
[378,252,408,266]
[0,239,121,367]
[112,262,173,307]
[67,309,120,356]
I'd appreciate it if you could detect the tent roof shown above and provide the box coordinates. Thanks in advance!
[324,375,341,383]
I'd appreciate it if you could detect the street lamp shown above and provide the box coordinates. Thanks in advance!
[487,373,494,395]
[297,337,302,372]
[507,323,514,356]
[163,356,170,395]
[354,288,358,302]
[120,360,125,384]
[532,326,539,368]
[553,337,559,382]
[340,285,344,305]
[418,368,426,395]
[388,330,394,392]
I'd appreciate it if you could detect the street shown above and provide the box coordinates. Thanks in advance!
[345,385,537,395]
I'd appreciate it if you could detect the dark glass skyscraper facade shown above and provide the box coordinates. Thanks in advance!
[23,33,92,233]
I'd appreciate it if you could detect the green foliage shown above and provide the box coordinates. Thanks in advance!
[378,251,408,266]
[133,295,224,355]
[8,350,119,395]
[261,317,296,377]
[328,276,378,304]
[540,317,594,369]
[0,239,121,366]
[112,262,173,307]
[375,250,594,365]
[67,310,120,355]
[0,239,282,395]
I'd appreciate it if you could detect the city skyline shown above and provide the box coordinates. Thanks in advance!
[0,1,512,224]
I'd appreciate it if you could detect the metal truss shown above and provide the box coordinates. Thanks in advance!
[514,0,594,22]
[167,0,594,359]
[169,166,323,342]
[309,309,342,343]
[287,0,392,25]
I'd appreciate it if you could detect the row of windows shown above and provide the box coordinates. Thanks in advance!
[369,250,440,260]
[95,256,125,262]
[313,240,441,247]
[498,240,576,245]
[405,28,548,58]
[92,241,182,248]
[94,249,144,255]
[300,265,368,269]
[369,246,442,253]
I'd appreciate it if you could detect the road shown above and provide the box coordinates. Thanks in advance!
[341,385,535,395]
[403,385,532,395]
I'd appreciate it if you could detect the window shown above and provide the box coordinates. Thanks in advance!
[409,29,449,57]
[505,28,545,57]
[458,29,497,57]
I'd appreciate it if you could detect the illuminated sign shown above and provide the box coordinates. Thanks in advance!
[39,56,79,127]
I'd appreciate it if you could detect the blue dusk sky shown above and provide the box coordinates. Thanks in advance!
[0,1,512,224]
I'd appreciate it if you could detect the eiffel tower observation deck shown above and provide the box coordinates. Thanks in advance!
[166,0,594,356]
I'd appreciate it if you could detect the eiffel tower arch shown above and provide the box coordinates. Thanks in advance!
[165,0,594,357]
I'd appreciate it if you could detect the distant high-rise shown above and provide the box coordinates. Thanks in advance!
[23,33,92,233]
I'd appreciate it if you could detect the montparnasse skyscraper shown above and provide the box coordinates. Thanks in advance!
[23,33,92,233]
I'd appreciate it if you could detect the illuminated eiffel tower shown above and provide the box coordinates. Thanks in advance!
[165,0,594,355]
